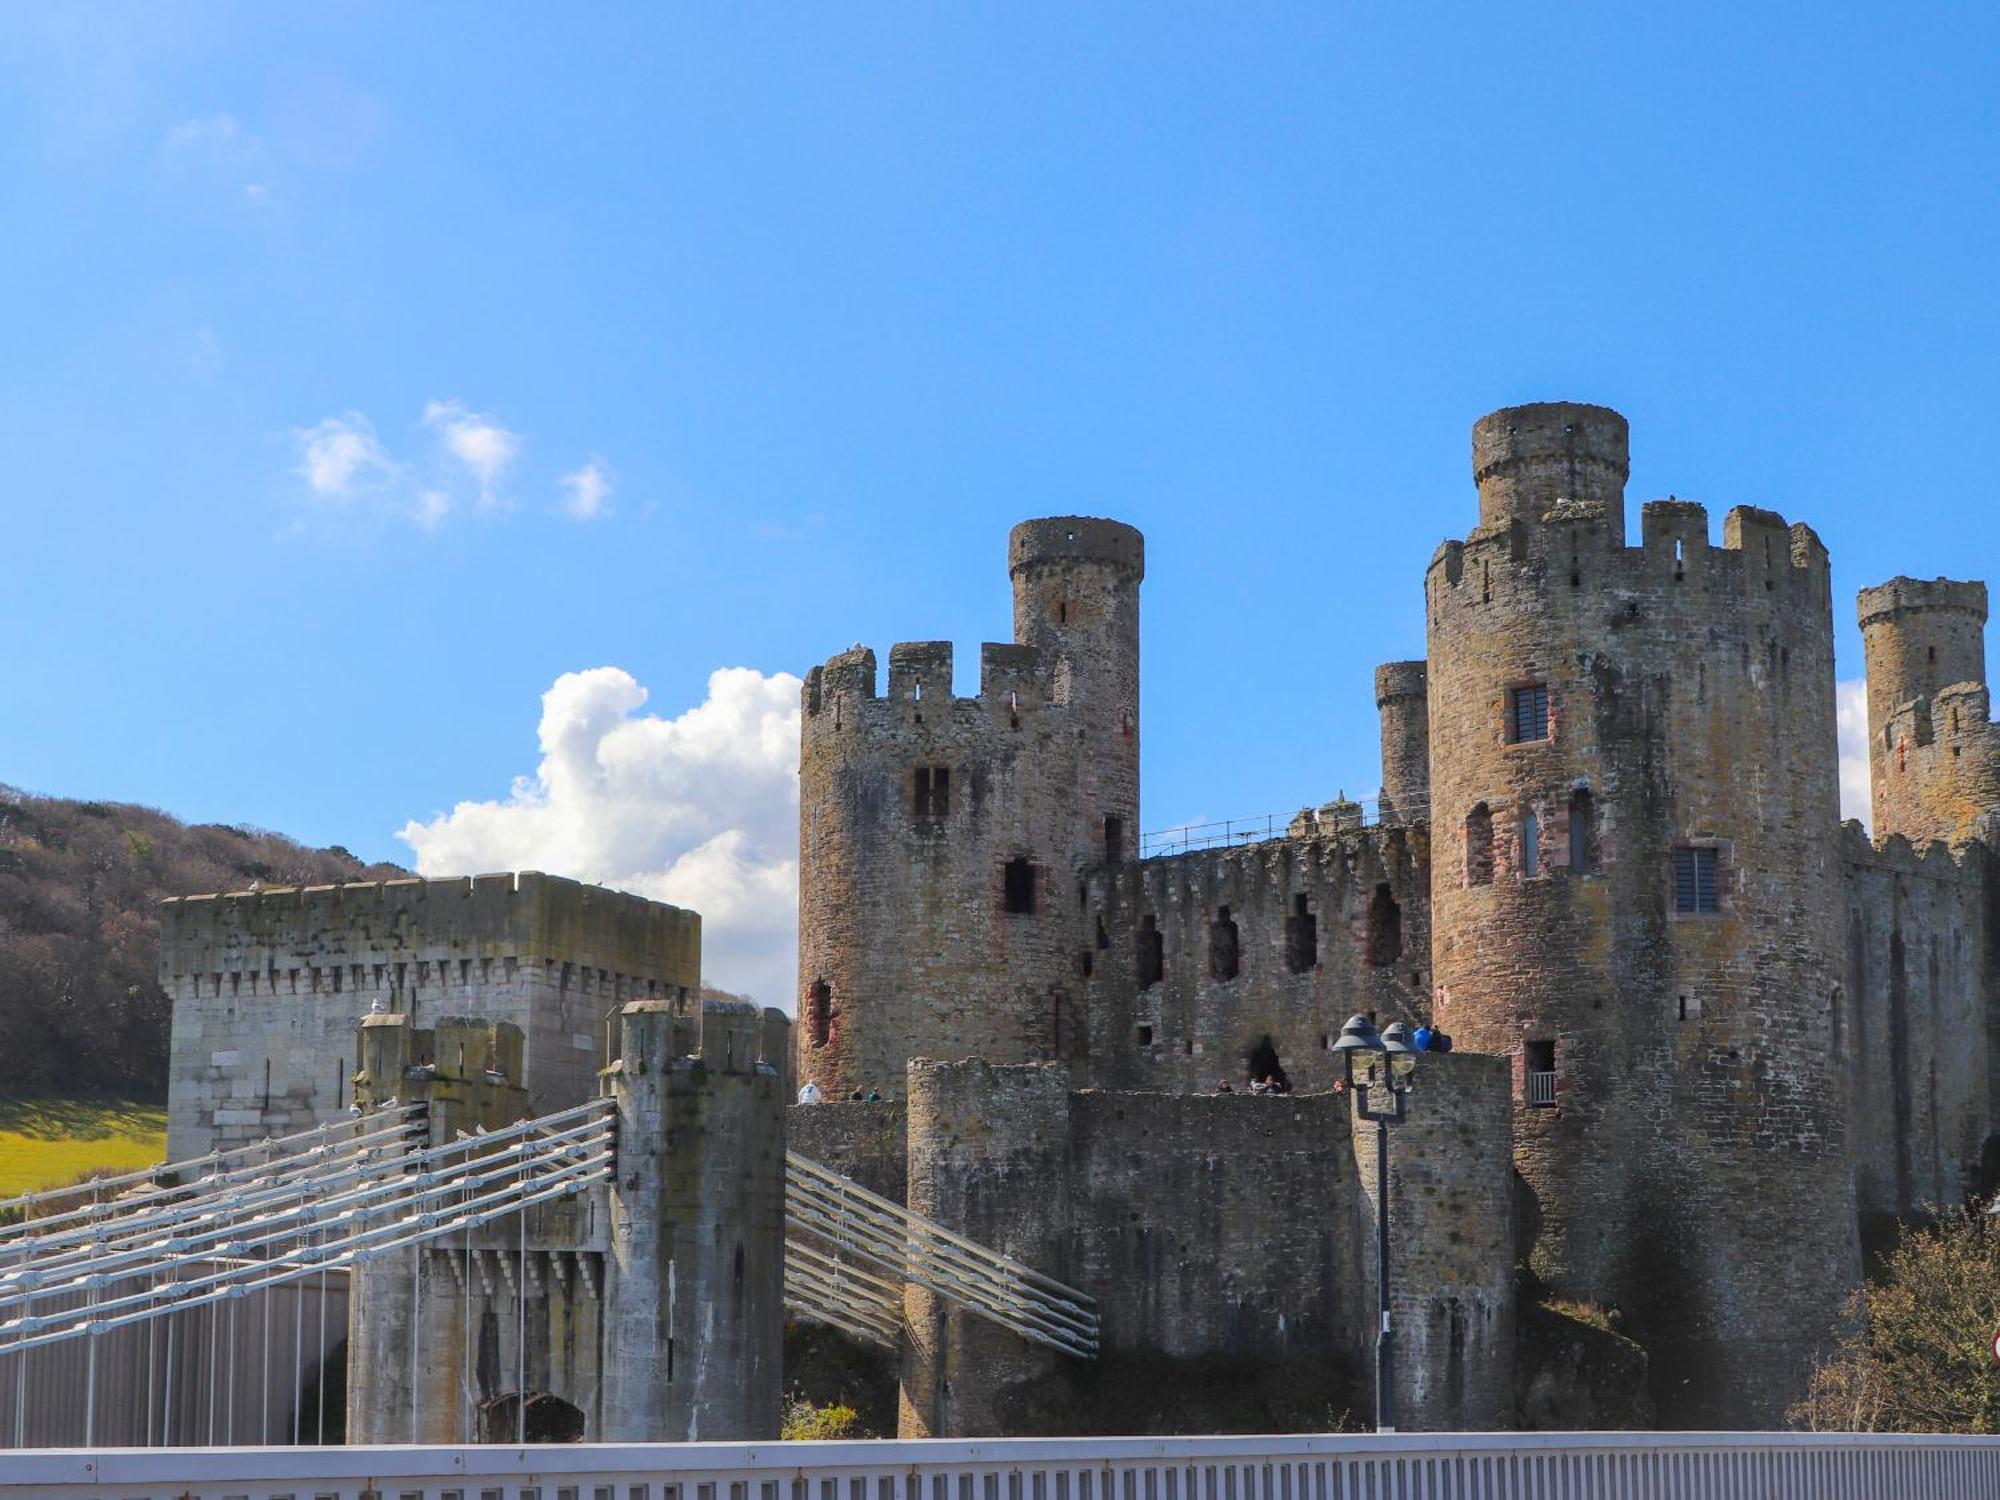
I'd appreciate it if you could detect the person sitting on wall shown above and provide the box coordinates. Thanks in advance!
[1214,1078,1234,1094]
[1412,1024,1434,1051]
[798,1080,823,1105]
[849,1088,865,1101]
[865,1087,881,1102]
[1431,1029,1453,1053]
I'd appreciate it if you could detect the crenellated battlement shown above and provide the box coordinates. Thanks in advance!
[801,639,1073,726]
[1428,493,1830,619]
[159,870,701,986]
[1091,819,1425,910]
[1836,817,1995,878]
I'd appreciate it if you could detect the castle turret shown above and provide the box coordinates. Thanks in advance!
[797,521,1144,1098]
[1425,402,1856,1426]
[1858,577,2000,845]
[1009,517,1145,865]
[1375,660,1429,826]
[1471,402,1630,537]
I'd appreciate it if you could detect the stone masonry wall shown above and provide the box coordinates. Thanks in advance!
[1839,823,1998,1217]
[1425,402,1858,1427]
[796,518,1142,1101]
[1084,825,1432,1094]
[897,1056,1514,1435]
[1859,577,2000,848]
[162,872,700,1161]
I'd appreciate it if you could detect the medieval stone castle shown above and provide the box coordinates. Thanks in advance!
[791,400,2000,1431]
[154,399,2000,1439]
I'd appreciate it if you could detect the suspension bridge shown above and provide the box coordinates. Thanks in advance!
[0,1058,1096,1450]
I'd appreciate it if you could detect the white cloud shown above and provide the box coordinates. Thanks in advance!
[559,458,613,521]
[1837,677,1872,832]
[294,412,396,497]
[412,488,451,529]
[423,399,520,507]
[397,665,803,1010]
[164,113,240,154]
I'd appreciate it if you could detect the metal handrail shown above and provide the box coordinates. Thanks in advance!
[1140,794,1431,858]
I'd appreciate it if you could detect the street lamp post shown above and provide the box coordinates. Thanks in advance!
[1333,1012,1418,1433]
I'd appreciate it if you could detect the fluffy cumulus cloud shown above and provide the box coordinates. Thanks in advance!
[294,412,396,496]
[559,457,613,520]
[423,399,520,506]
[1837,678,1872,831]
[398,666,802,1009]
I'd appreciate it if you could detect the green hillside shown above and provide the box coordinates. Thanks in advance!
[0,786,402,1100]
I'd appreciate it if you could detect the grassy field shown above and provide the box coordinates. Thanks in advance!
[0,1099,167,1198]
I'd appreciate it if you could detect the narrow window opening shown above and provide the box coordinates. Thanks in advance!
[1525,1039,1557,1107]
[1136,915,1163,988]
[1366,884,1402,966]
[1520,810,1540,877]
[1058,600,1069,625]
[1482,560,1492,604]
[913,766,951,822]
[806,980,832,1048]
[1465,803,1495,887]
[1136,1024,1153,1046]
[1208,906,1240,982]
[1095,914,1110,950]
[1673,847,1720,914]
[1928,645,1936,662]
[1284,892,1317,974]
[1008,690,1020,728]
[1673,537,1685,581]
[1568,789,1594,872]
[1003,858,1037,915]
[1507,683,1550,743]
[913,680,923,701]
[1076,949,1093,979]
[1103,815,1124,863]
[1046,989,1067,1060]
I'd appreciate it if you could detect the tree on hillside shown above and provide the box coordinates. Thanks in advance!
[1789,1198,2000,1433]
[0,787,401,1099]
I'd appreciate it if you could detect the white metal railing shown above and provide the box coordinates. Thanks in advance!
[3,1431,1997,1499]
[784,1152,1098,1357]
[1526,1071,1558,1107]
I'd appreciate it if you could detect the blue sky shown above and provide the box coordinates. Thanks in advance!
[3,3,1996,1003]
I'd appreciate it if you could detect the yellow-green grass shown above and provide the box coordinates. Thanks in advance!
[0,1099,166,1198]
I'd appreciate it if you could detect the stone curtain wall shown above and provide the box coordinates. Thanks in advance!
[1424,403,1858,1427]
[897,1057,1513,1436]
[1084,828,1432,1094]
[161,873,702,1161]
[1839,825,1997,1218]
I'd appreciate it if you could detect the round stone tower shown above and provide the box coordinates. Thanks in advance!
[796,518,1143,1098]
[1374,660,1430,826]
[1008,517,1145,867]
[1425,401,1857,1426]
[1858,577,1992,843]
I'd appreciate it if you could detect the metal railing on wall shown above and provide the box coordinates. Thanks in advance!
[1141,795,1429,859]
[3,1431,1996,1500]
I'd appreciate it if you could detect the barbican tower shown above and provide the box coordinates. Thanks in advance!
[1423,401,1859,1425]
[796,518,1143,1098]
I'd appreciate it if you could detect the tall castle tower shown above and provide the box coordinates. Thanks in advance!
[796,518,1143,1097]
[1859,577,2000,846]
[1424,402,1858,1425]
